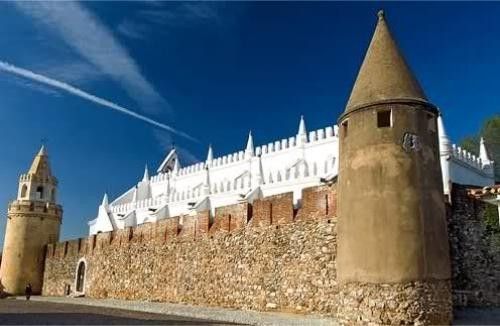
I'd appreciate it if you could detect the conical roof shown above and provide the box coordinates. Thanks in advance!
[345,11,428,114]
[28,145,52,177]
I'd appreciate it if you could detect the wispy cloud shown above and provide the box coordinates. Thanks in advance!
[117,20,149,40]
[0,61,196,142]
[5,75,62,98]
[117,3,222,40]
[140,3,221,27]
[38,61,104,85]
[13,1,169,114]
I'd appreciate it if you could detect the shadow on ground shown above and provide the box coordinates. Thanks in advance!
[0,300,236,325]
[0,313,225,325]
[454,308,500,325]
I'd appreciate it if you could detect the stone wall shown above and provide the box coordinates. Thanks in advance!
[337,280,452,325]
[448,183,500,307]
[43,185,339,315]
[42,182,500,321]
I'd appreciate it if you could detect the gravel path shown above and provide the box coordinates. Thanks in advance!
[18,296,335,326]
[10,296,500,325]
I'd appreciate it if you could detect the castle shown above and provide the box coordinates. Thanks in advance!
[2,11,500,325]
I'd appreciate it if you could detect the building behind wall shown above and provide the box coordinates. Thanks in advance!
[88,100,495,237]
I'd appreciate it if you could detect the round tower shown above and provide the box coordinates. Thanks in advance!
[0,146,62,295]
[336,11,452,324]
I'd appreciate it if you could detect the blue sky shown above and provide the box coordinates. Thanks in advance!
[0,2,499,246]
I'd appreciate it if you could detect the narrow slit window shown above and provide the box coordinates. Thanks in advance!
[377,110,392,128]
[341,119,349,137]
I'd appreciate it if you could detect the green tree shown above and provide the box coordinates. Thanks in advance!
[460,115,500,181]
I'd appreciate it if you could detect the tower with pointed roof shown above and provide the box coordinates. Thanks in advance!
[0,146,63,295]
[336,11,452,324]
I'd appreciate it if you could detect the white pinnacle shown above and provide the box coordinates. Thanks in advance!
[437,114,451,154]
[101,193,109,207]
[206,144,213,163]
[142,165,149,182]
[245,131,254,157]
[479,137,491,163]
[298,115,307,135]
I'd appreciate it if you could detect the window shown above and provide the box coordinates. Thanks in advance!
[377,110,392,128]
[427,114,436,132]
[20,185,27,198]
[341,119,349,137]
[36,186,44,199]
[51,189,56,202]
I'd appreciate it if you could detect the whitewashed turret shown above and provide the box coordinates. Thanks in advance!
[438,114,452,195]
[89,193,114,234]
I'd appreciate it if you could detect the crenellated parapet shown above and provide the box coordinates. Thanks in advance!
[8,199,62,219]
[438,115,495,196]
[19,173,58,186]
[146,123,340,183]
[450,144,493,173]
[51,184,337,258]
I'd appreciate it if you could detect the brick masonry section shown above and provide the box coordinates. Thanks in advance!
[42,183,500,322]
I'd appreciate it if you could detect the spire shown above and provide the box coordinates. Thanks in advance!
[206,144,213,163]
[297,115,307,144]
[38,145,47,156]
[101,193,109,207]
[437,114,451,155]
[245,131,254,158]
[142,165,149,182]
[298,115,306,135]
[479,137,491,163]
[344,10,428,113]
[28,145,52,177]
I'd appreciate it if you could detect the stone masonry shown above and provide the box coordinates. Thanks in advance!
[42,182,500,322]
[43,185,339,316]
[448,184,500,307]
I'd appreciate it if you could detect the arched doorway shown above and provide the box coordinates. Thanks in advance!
[74,258,86,295]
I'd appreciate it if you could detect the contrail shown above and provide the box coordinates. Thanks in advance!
[0,61,197,142]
